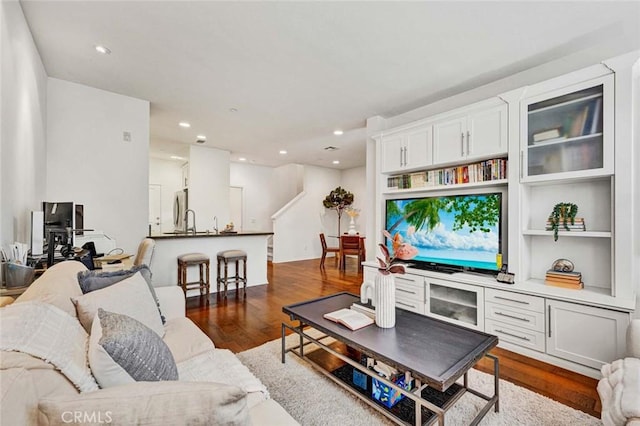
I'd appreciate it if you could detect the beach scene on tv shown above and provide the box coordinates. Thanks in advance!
[385,193,501,272]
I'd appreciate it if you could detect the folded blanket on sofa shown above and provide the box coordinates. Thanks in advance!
[0,301,99,392]
[599,358,640,426]
[177,349,268,398]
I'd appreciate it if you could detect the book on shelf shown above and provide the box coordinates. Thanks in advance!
[545,270,582,279]
[545,278,584,289]
[533,127,562,142]
[588,98,602,135]
[409,172,426,188]
[545,275,582,284]
[570,106,589,138]
[323,308,374,331]
[532,136,568,145]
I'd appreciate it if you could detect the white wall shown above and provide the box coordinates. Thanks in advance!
[149,158,183,233]
[273,165,341,262]
[188,145,229,230]
[271,164,304,213]
[230,162,275,232]
[46,78,149,253]
[0,1,48,247]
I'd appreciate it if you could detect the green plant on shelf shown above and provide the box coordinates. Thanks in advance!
[548,202,578,242]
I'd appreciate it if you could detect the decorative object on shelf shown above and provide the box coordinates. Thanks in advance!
[547,202,579,241]
[345,207,360,235]
[360,231,417,328]
[551,258,575,272]
[322,187,354,236]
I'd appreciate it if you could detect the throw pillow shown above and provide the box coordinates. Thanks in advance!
[72,271,165,337]
[89,309,178,389]
[77,264,165,324]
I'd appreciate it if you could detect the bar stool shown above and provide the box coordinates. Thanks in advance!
[177,253,210,296]
[216,250,247,298]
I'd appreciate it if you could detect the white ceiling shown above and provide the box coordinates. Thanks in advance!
[20,1,640,169]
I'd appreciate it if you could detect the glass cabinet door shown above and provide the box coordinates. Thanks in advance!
[521,74,613,182]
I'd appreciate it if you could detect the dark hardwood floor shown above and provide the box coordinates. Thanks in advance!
[186,258,601,418]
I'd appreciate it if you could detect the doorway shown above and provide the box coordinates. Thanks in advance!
[148,184,162,235]
[230,186,243,231]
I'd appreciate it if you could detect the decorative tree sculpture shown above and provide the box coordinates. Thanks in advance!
[322,186,354,236]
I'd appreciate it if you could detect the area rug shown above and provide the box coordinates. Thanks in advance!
[237,331,601,426]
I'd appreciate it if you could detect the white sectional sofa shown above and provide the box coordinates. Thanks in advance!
[0,261,298,425]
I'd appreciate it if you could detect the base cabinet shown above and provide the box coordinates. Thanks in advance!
[425,278,484,331]
[546,300,629,370]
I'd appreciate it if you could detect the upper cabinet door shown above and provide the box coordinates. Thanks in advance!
[380,125,432,174]
[467,104,508,160]
[521,74,614,183]
[433,116,466,164]
[380,134,405,174]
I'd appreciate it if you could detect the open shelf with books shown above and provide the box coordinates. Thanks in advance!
[385,157,507,192]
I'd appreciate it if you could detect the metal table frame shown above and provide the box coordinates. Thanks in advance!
[281,321,499,426]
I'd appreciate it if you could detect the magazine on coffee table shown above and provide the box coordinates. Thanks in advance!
[323,308,374,331]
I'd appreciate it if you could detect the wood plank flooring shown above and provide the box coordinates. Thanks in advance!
[186,258,602,418]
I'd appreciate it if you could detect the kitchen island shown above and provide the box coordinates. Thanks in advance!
[149,231,273,296]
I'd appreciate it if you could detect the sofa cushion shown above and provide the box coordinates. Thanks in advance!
[38,381,250,426]
[72,272,164,338]
[0,301,98,393]
[14,261,86,317]
[89,309,178,388]
[162,317,215,363]
[0,368,39,426]
[77,264,165,324]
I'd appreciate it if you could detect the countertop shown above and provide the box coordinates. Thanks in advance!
[150,231,273,240]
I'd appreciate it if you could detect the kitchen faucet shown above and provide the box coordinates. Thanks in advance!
[213,216,218,234]
[184,209,196,234]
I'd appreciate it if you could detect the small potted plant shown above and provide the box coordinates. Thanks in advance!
[548,202,578,241]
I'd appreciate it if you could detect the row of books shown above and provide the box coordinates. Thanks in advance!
[387,158,507,189]
[544,270,583,290]
[531,97,602,144]
[545,217,586,232]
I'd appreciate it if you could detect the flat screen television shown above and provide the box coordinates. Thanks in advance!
[384,191,505,276]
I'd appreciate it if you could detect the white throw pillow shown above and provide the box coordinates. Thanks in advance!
[72,272,164,337]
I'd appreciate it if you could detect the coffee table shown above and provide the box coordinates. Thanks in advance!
[282,292,499,425]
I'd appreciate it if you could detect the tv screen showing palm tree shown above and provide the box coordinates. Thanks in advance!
[385,193,503,274]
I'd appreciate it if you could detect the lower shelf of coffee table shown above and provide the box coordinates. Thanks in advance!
[331,364,464,425]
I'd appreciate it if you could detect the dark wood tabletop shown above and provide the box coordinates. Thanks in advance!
[283,292,498,391]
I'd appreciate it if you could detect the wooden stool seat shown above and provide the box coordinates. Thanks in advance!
[177,252,210,296]
[216,250,247,298]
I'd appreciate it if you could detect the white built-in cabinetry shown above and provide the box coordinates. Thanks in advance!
[367,51,638,379]
[433,102,508,165]
[380,125,432,173]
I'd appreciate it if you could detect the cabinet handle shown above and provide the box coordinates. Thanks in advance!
[397,288,417,295]
[461,133,465,156]
[395,276,415,283]
[494,295,529,305]
[466,130,471,155]
[548,306,552,338]
[403,146,408,166]
[495,329,531,342]
[400,147,404,167]
[495,311,530,322]
[396,301,416,309]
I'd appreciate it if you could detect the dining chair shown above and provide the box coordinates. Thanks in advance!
[340,235,364,271]
[133,238,156,267]
[319,233,340,269]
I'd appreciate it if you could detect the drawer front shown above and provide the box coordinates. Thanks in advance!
[395,295,425,315]
[485,288,544,313]
[395,277,424,302]
[485,302,545,332]
[486,319,545,352]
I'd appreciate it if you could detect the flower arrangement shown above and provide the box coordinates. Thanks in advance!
[377,230,418,275]
[345,207,360,218]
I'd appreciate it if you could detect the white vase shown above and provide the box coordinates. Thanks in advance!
[374,273,396,328]
[347,217,357,235]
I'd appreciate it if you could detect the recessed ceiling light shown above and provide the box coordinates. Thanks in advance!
[196,135,206,140]
[170,155,185,160]
[179,122,191,128]
[333,160,340,165]
[229,108,238,113]
[95,45,111,55]
[333,130,344,136]
[238,157,247,161]
[279,150,287,155]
